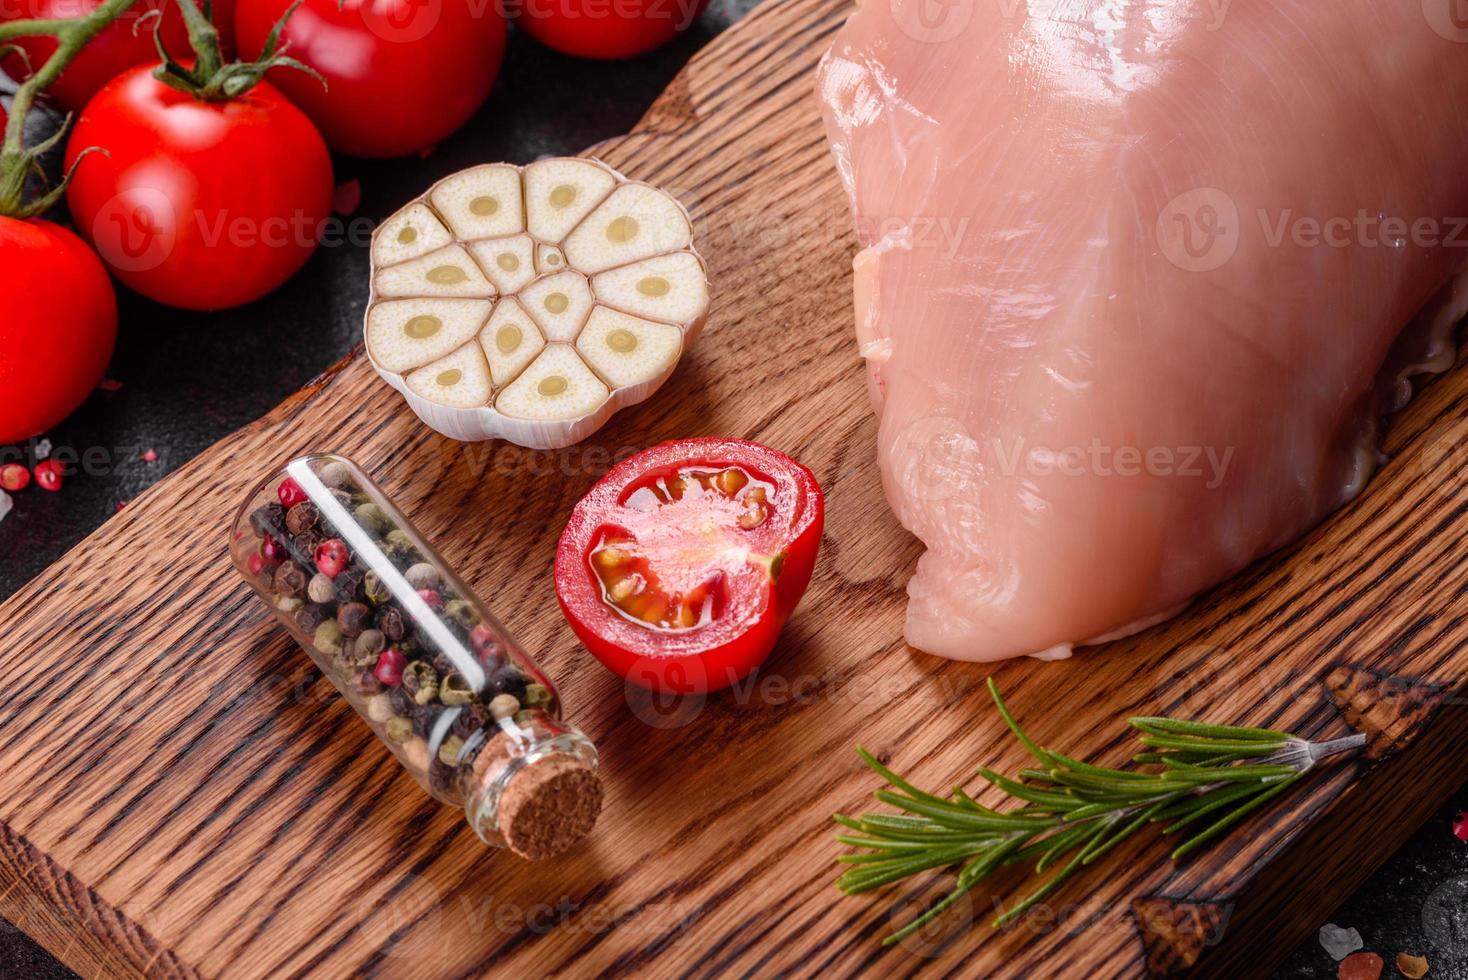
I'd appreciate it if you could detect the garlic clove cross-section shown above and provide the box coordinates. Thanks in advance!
[430,164,525,240]
[406,342,493,409]
[562,182,693,274]
[365,157,709,450]
[519,270,595,342]
[479,298,545,386]
[374,204,455,268]
[525,158,618,243]
[366,298,493,373]
[592,252,709,326]
[576,306,683,392]
[469,235,538,296]
[376,245,495,299]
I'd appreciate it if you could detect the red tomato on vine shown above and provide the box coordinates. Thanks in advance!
[64,1,333,310]
[234,0,506,158]
[0,0,192,111]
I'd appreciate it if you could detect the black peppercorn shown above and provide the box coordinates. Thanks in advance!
[294,603,329,633]
[285,502,320,536]
[249,502,286,539]
[349,669,384,698]
[335,567,367,603]
[377,606,406,642]
[411,703,438,737]
[272,561,309,599]
[337,602,371,638]
[390,684,416,717]
[486,665,528,703]
[292,530,323,563]
[450,701,490,739]
[429,758,458,794]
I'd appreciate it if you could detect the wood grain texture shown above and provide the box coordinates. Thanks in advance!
[2,0,1467,975]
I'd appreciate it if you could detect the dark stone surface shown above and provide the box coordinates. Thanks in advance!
[0,6,1463,978]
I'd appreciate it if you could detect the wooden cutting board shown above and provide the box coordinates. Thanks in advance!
[3,0,1467,975]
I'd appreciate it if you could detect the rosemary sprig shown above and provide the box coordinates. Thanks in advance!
[835,679,1365,945]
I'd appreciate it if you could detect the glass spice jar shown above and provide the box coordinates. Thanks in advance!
[229,453,602,859]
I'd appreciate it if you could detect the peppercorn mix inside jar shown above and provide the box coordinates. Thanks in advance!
[229,454,601,860]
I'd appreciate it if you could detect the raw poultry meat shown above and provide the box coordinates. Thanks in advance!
[817,0,1468,661]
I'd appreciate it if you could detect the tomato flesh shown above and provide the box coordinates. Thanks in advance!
[556,439,823,694]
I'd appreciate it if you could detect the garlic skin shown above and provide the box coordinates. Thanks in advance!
[365,157,710,450]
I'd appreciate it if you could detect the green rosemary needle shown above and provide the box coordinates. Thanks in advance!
[835,678,1366,945]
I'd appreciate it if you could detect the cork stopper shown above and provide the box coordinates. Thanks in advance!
[500,753,603,860]
[468,725,602,859]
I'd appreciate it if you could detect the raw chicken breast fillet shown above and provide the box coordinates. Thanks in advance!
[817,0,1468,661]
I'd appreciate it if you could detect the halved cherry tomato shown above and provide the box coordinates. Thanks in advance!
[555,438,824,694]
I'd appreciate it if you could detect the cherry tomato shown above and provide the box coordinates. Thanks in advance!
[234,0,506,158]
[0,0,191,111]
[0,218,117,444]
[514,0,709,59]
[64,65,333,310]
[555,438,824,694]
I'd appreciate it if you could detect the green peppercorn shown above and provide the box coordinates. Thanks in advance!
[384,529,416,559]
[437,734,465,767]
[440,672,474,706]
[275,596,304,614]
[308,573,337,605]
[363,570,391,605]
[443,599,477,630]
[523,683,552,707]
[354,503,391,536]
[403,661,439,705]
[385,716,412,744]
[313,620,344,656]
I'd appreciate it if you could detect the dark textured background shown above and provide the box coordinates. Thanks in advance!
[0,6,1461,977]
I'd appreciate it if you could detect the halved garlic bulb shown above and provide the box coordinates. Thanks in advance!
[366,157,709,449]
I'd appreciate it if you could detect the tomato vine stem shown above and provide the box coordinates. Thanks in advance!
[151,0,322,101]
[0,0,142,217]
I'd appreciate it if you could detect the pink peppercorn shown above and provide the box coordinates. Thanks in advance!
[277,477,308,509]
[314,538,349,578]
[374,648,407,687]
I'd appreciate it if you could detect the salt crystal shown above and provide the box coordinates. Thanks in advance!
[1320,923,1363,961]
[1396,952,1429,979]
[0,490,11,525]
[34,438,51,460]
[142,449,158,463]
[1338,951,1383,980]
